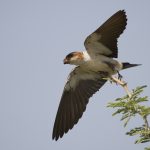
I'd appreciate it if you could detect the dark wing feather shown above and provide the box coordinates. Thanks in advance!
[84,10,127,58]
[52,67,107,140]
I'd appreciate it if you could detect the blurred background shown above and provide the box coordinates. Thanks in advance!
[0,0,150,150]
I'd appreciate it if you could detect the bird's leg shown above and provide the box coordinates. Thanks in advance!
[110,76,131,98]
[117,71,123,80]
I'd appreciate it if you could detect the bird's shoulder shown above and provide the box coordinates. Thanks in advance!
[64,66,96,91]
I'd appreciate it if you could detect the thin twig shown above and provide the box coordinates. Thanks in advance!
[111,76,132,98]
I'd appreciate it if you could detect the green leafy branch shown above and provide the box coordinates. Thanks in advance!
[107,77,150,150]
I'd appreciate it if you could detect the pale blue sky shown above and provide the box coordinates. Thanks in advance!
[0,0,150,150]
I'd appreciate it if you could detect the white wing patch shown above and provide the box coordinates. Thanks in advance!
[64,67,98,91]
[85,33,112,58]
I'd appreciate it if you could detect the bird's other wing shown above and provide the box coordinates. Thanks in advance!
[52,67,108,140]
[84,10,127,58]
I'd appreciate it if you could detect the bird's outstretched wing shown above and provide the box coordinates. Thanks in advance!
[52,67,108,140]
[84,10,127,58]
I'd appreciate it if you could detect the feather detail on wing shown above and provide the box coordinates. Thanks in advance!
[84,10,127,58]
[52,67,108,140]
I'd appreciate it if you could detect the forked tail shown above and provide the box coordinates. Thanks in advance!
[122,62,141,70]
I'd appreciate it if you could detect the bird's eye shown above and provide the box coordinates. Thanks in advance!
[66,52,75,59]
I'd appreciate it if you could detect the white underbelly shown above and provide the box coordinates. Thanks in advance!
[86,60,112,72]
[81,59,122,75]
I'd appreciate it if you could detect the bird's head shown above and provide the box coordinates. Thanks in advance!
[63,52,84,65]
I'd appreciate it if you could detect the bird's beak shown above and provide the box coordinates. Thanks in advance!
[63,58,69,64]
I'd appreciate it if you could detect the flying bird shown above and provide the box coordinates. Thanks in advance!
[52,10,140,140]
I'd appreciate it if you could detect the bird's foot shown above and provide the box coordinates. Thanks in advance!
[111,76,126,87]
[110,76,131,98]
[117,71,123,81]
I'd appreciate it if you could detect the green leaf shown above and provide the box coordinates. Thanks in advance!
[135,137,150,144]
[112,108,126,116]
[135,96,148,103]
[121,113,130,121]
[126,127,143,136]
[145,147,150,150]
[123,117,131,127]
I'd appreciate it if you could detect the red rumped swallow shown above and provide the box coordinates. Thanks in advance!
[52,10,140,140]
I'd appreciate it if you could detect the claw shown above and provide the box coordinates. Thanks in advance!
[117,71,123,80]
